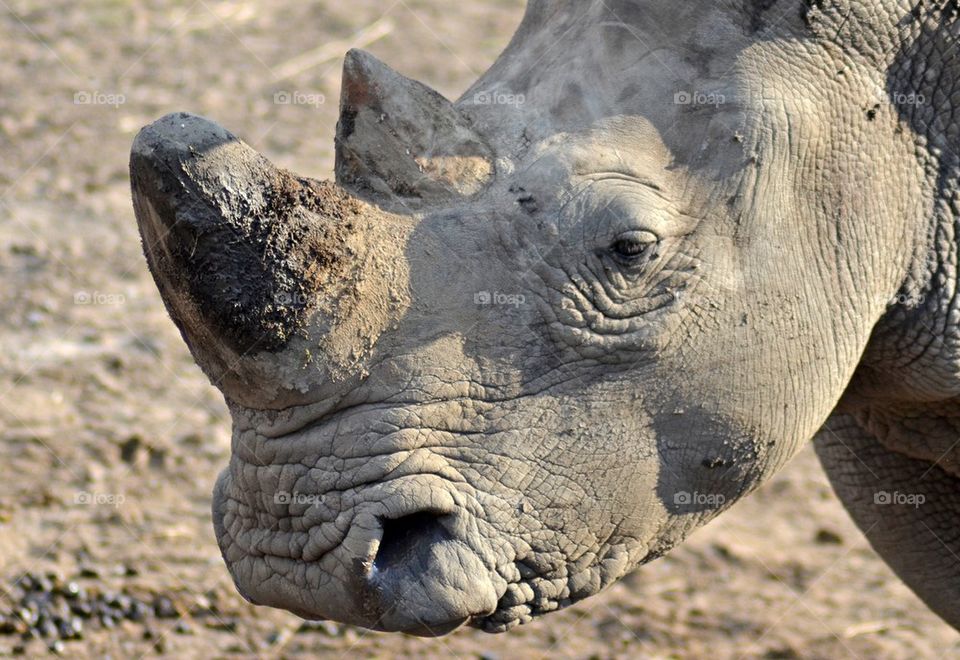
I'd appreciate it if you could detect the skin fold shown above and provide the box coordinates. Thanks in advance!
[129,0,960,636]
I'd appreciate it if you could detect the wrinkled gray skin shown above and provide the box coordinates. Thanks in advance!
[130,0,960,636]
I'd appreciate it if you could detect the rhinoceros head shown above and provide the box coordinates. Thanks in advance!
[130,0,933,635]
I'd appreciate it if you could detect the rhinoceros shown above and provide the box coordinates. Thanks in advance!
[129,0,960,636]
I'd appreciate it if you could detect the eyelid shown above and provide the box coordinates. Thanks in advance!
[616,230,658,244]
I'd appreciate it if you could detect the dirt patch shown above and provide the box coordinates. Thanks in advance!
[277,176,358,288]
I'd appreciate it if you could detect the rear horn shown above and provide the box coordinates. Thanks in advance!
[335,49,494,205]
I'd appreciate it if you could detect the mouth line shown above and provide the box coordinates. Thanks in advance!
[247,393,467,439]
[249,395,407,438]
[248,375,604,440]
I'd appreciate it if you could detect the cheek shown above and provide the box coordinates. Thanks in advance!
[476,393,668,558]
[652,277,851,480]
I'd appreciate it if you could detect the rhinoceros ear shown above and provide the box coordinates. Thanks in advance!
[335,49,493,205]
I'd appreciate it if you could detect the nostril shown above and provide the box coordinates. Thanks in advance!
[364,509,498,634]
[374,511,451,575]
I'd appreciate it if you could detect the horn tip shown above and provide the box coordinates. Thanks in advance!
[131,112,236,164]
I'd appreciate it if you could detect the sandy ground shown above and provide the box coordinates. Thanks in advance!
[0,0,958,657]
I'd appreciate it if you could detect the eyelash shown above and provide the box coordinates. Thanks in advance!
[607,231,658,267]
[611,238,649,258]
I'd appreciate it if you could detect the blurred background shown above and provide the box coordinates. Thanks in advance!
[0,1,957,657]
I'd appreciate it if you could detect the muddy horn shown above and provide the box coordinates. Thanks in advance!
[130,112,363,406]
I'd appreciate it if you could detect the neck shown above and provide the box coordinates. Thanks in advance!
[839,2,960,404]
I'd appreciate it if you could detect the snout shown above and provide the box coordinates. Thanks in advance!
[212,470,500,636]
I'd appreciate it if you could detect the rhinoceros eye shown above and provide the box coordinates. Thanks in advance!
[609,230,658,266]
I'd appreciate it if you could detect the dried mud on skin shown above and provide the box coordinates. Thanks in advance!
[0,0,958,657]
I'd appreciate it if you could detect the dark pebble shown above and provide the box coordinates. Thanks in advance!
[814,528,843,545]
[70,601,93,618]
[38,618,57,639]
[0,614,19,634]
[109,594,131,613]
[205,618,237,632]
[154,596,178,619]
[119,436,142,464]
[15,608,37,627]
[58,617,82,640]
[78,566,99,579]
[129,601,151,622]
[175,621,192,635]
